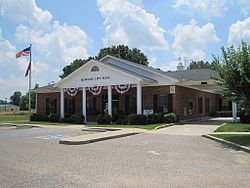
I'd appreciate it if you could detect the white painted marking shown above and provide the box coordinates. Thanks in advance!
[148,150,160,156]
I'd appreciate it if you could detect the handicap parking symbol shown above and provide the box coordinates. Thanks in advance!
[35,135,65,139]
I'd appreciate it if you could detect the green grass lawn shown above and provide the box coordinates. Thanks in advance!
[88,123,171,130]
[0,112,173,129]
[214,123,250,132]
[0,112,75,126]
[0,112,30,123]
[211,134,250,147]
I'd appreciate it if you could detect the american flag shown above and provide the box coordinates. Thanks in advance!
[16,47,31,58]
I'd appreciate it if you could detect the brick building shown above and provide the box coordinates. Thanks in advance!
[34,55,221,122]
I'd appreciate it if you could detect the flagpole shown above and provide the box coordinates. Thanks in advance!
[29,44,32,114]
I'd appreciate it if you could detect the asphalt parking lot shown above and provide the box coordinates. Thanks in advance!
[0,125,250,188]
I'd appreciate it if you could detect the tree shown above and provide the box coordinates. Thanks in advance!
[95,45,148,66]
[20,94,29,110]
[18,83,39,110]
[212,41,250,122]
[59,57,93,78]
[188,60,213,70]
[9,91,22,106]
[59,45,148,78]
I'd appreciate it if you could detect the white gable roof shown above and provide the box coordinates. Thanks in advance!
[55,56,179,89]
[100,55,179,85]
[55,59,155,88]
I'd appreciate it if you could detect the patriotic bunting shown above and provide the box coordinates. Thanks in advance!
[64,88,79,97]
[114,84,131,94]
[88,86,102,96]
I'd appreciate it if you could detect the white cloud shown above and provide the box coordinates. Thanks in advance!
[148,57,157,68]
[228,17,250,45]
[97,0,168,50]
[236,0,250,16]
[0,29,29,98]
[160,60,178,71]
[0,0,90,99]
[0,0,52,28]
[171,19,219,61]
[173,0,228,19]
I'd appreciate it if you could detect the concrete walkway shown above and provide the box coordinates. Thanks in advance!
[212,132,250,135]
[59,128,146,145]
[151,117,233,136]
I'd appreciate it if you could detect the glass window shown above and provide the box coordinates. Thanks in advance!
[188,100,194,115]
[125,95,136,115]
[154,94,169,113]
[198,97,203,114]
[65,98,75,115]
[46,98,57,115]
[91,66,99,72]
[205,98,209,113]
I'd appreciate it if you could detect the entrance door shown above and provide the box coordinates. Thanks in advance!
[102,94,119,115]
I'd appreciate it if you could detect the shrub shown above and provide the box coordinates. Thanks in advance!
[48,113,60,122]
[30,113,48,121]
[69,114,85,124]
[215,111,232,117]
[128,114,147,125]
[97,114,112,124]
[115,118,128,124]
[164,113,177,123]
[30,113,41,121]
[240,111,250,123]
[112,111,125,122]
[147,114,157,124]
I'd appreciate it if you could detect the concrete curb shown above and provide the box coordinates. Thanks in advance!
[59,132,139,145]
[0,123,40,128]
[202,134,250,154]
[154,123,175,130]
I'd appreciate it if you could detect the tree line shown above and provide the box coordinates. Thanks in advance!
[8,83,38,110]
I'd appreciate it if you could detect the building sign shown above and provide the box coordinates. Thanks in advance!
[170,86,175,94]
[143,109,154,116]
[81,76,110,82]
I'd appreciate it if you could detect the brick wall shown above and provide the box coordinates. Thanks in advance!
[36,85,219,120]
[37,92,60,115]
[173,85,219,119]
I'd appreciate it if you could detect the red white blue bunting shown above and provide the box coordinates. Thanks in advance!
[64,88,78,97]
[114,84,131,94]
[88,86,102,96]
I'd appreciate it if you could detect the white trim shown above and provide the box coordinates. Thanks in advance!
[137,82,142,114]
[108,85,112,117]
[82,87,86,123]
[60,89,64,119]
[55,59,145,88]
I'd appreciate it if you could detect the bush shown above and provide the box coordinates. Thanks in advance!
[215,111,232,117]
[147,113,164,124]
[69,114,85,124]
[97,114,112,124]
[164,113,177,123]
[30,113,48,121]
[115,118,128,124]
[128,114,147,125]
[112,111,125,122]
[48,113,60,122]
[240,111,250,123]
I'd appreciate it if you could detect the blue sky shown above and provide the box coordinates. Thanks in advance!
[0,0,250,101]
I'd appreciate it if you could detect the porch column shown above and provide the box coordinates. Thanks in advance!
[82,87,87,123]
[137,82,142,114]
[60,88,64,119]
[108,85,112,117]
[232,101,237,123]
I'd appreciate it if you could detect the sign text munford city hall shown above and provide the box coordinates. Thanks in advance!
[81,76,110,82]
